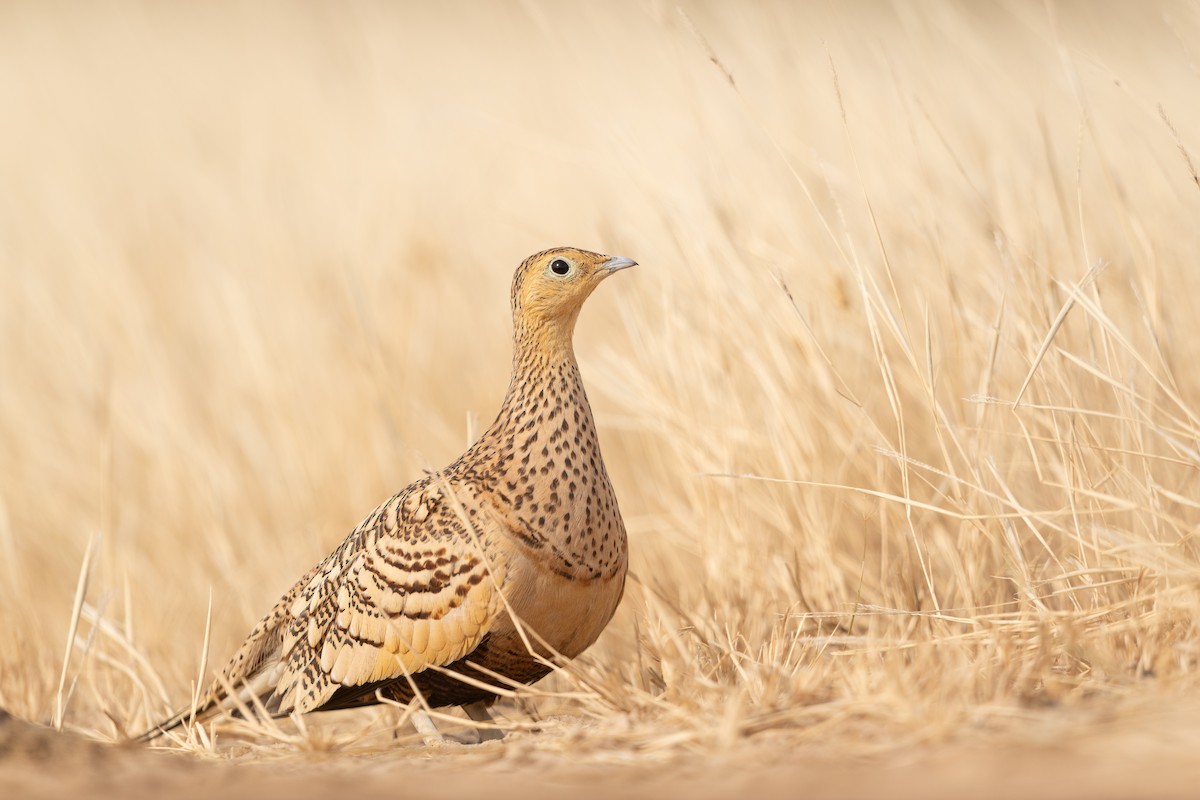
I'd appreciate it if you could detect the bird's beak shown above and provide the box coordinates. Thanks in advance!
[601,256,638,273]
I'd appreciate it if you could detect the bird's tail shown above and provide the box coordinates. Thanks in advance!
[137,706,197,743]
[137,695,234,744]
[137,670,281,744]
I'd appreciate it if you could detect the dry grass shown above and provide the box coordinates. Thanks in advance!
[4,0,1200,794]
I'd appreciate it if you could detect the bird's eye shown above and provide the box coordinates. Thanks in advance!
[550,259,571,276]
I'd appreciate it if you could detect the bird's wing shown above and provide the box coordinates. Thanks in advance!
[145,480,505,738]
[272,482,505,714]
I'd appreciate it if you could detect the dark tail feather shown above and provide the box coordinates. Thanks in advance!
[137,707,195,743]
[137,686,284,744]
[137,695,240,744]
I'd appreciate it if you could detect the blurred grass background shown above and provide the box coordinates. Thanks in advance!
[3,0,1200,784]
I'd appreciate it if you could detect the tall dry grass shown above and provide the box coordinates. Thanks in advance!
[3,0,1200,765]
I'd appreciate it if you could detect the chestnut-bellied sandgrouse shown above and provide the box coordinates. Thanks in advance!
[143,247,634,743]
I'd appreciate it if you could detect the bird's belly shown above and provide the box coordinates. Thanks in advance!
[501,556,627,659]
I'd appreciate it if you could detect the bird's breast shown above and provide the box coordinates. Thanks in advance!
[500,551,627,659]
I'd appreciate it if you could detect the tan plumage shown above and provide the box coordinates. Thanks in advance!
[143,247,634,741]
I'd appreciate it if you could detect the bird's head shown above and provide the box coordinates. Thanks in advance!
[510,247,636,354]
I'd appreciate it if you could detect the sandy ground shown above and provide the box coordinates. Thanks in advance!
[4,709,1200,800]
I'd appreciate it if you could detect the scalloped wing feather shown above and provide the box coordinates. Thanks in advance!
[264,487,506,714]
[178,483,508,727]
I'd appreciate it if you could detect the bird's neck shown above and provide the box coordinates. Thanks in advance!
[492,340,586,436]
[460,318,624,581]
[510,307,580,365]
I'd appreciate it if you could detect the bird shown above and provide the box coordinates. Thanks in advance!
[141,247,635,744]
